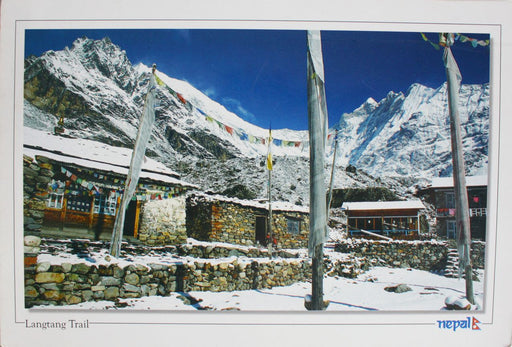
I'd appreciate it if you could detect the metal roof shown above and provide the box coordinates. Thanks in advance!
[341,200,425,211]
[429,176,488,188]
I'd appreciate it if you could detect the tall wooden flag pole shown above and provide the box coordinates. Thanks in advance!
[327,130,339,216]
[307,30,329,310]
[110,65,158,257]
[266,127,273,258]
[442,33,474,304]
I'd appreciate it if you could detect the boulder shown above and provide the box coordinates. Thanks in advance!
[384,284,412,293]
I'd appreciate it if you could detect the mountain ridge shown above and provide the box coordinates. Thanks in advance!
[23,36,490,203]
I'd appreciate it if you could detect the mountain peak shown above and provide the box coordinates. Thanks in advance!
[349,97,378,117]
[24,36,489,187]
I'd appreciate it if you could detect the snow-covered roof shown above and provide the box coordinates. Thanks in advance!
[190,193,309,214]
[429,175,488,188]
[23,127,197,188]
[341,200,425,211]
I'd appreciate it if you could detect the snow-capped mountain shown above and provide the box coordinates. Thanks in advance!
[23,37,489,203]
[333,82,489,178]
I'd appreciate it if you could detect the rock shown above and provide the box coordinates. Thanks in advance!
[35,272,65,283]
[41,283,60,291]
[61,263,73,273]
[453,298,472,310]
[43,290,65,301]
[36,262,51,273]
[100,276,121,286]
[104,286,120,300]
[72,263,91,275]
[125,273,140,285]
[82,290,94,301]
[24,235,41,247]
[93,291,105,300]
[25,286,39,298]
[113,266,125,279]
[444,295,457,310]
[66,295,82,305]
[123,283,140,293]
[24,246,41,254]
[384,284,412,293]
[91,285,106,291]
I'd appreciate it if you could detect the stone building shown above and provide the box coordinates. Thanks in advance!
[23,127,196,245]
[423,176,487,240]
[186,193,310,249]
[342,200,426,240]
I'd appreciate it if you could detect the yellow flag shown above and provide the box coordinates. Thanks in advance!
[154,74,166,87]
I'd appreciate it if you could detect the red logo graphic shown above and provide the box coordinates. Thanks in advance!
[471,317,481,330]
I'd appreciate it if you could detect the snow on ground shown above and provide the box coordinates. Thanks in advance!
[32,266,484,312]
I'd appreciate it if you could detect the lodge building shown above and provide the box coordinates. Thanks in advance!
[423,176,488,240]
[23,128,196,245]
[342,200,426,240]
[186,193,310,249]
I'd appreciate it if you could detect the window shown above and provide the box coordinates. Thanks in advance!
[66,195,92,213]
[93,195,117,216]
[446,192,455,209]
[447,220,456,239]
[47,193,64,209]
[287,218,301,235]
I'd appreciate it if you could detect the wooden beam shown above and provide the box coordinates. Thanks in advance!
[133,200,141,239]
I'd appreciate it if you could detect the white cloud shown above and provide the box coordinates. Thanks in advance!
[222,97,257,123]
[202,87,217,98]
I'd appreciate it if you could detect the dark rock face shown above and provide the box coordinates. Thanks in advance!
[188,129,239,160]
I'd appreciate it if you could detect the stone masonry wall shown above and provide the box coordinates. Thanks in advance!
[335,239,486,271]
[210,202,256,246]
[210,202,309,248]
[23,154,55,236]
[271,211,309,249]
[185,198,212,241]
[138,197,187,246]
[25,258,313,308]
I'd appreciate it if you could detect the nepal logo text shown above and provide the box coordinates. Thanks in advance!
[437,317,481,331]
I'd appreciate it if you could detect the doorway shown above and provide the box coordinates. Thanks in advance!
[123,200,138,237]
[255,216,267,246]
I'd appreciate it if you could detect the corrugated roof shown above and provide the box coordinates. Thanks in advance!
[429,176,488,188]
[23,127,197,188]
[341,200,425,211]
[190,193,310,214]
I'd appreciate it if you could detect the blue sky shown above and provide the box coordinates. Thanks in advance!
[25,29,490,130]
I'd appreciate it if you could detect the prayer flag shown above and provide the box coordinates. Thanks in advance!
[307,30,329,257]
[266,129,273,171]
[111,71,157,257]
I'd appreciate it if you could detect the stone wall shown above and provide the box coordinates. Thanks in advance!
[25,239,370,308]
[210,202,257,246]
[23,154,55,236]
[335,239,486,271]
[186,195,310,249]
[138,197,187,246]
[186,198,212,241]
[28,237,485,308]
[446,240,486,269]
[25,258,313,308]
[270,211,310,249]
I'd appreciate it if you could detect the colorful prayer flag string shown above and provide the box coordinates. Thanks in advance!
[421,32,490,50]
